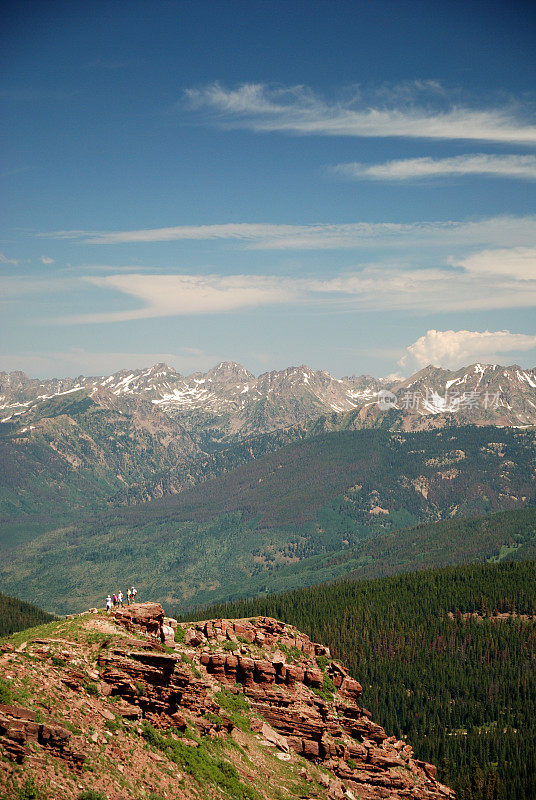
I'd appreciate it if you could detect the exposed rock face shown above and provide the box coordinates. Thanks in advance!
[0,604,454,799]
[185,616,453,798]
[0,703,85,767]
[98,606,453,797]
[111,602,176,646]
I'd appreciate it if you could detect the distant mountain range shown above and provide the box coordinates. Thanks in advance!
[1,359,535,518]
[2,426,535,613]
[1,359,535,614]
[2,360,536,440]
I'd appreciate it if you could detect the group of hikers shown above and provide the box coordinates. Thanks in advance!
[105,587,137,612]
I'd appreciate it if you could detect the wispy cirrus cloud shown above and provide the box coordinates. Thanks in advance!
[44,215,536,250]
[46,244,536,324]
[72,273,301,323]
[400,329,536,370]
[183,82,536,144]
[4,242,536,324]
[331,154,536,181]
[450,246,536,280]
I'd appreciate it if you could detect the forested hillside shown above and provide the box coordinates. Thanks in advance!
[0,592,54,637]
[186,560,536,800]
[2,426,535,614]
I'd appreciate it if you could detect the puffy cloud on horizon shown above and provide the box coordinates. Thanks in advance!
[400,329,536,371]
[39,256,55,265]
[331,154,536,181]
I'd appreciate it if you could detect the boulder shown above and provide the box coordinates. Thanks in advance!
[161,624,175,647]
[260,722,289,752]
[285,665,305,686]
[340,677,363,700]
[302,739,320,759]
[237,656,255,686]
[113,603,165,637]
[224,655,239,675]
[232,622,255,642]
[185,628,204,647]
[253,660,276,684]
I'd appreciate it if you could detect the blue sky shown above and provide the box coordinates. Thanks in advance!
[1,0,536,378]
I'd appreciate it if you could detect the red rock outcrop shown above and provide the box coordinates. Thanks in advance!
[0,605,454,800]
[180,614,454,799]
[96,646,222,729]
[0,703,85,768]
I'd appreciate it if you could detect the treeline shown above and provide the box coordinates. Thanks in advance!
[0,591,54,637]
[182,560,536,800]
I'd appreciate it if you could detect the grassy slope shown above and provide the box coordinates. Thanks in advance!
[0,613,331,800]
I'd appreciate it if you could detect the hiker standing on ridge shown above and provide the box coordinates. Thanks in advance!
[127,588,132,605]
[113,593,117,607]
[131,586,138,603]
[118,590,124,606]
[106,595,112,613]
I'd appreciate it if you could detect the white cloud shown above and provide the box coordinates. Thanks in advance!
[44,215,536,250]
[68,273,302,323]
[332,154,536,181]
[50,249,536,324]
[7,242,535,323]
[0,252,19,265]
[450,246,536,280]
[311,262,536,312]
[400,329,536,371]
[39,256,55,265]
[184,83,536,144]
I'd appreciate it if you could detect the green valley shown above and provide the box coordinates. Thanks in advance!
[2,426,535,614]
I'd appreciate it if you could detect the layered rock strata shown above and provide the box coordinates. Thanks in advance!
[0,605,454,800]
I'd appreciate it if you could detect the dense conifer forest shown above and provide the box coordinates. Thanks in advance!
[184,560,536,800]
[0,592,54,637]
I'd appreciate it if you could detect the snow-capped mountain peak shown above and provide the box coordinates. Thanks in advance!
[1,360,535,433]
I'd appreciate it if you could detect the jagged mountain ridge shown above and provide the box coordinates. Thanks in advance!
[1,359,535,521]
[0,362,382,439]
[2,361,535,439]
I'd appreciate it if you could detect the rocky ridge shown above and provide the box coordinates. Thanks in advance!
[2,361,535,438]
[0,603,453,800]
